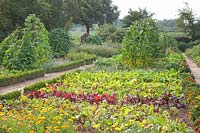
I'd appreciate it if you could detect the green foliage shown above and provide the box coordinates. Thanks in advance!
[86,34,102,45]
[158,19,177,31]
[108,28,126,43]
[0,29,22,65]
[0,69,44,87]
[97,24,125,43]
[95,55,124,71]
[2,14,52,71]
[177,39,200,52]
[122,8,154,28]
[185,44,200,66]
[49,28,72,58]
[45,56,96,73]
[68,0,119,34]
[122,18,161,68]
[74,44,120,57]
[65,52,95,61]
[98,24,117,41]
[176,3,200,40]
[0,91,21,100]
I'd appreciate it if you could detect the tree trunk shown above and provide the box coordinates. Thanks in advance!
[86,24,90,35]
[191,24,196,40]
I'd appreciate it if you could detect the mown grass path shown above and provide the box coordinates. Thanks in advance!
[184,54,200,84]
[0,64,94,94]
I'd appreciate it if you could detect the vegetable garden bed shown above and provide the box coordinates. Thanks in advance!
[0,70,194,132]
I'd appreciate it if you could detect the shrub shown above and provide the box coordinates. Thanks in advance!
[122,18,161,68]
[2,14,52,70]
[108,28,126,43]
[98,24,117,41]
[75,44,120,57]
[86,34,102,45]
[174,35,191,43]
[185,44,200,66]
[49,28,72,58]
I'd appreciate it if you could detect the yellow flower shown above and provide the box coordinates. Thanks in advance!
[93,124,100,129]
[197,95,200,100]
[195,105,198,108]
[35,120,42,125]
[162,126,168,131]
[1,117,7,121]
[115,127,122,131]
[0,104,3,110]
[0,112,5,116]
[112,122,119,128]
[39,116,46,120]
[40,109,47,113]
[45,130,51,133]
[68,118,73,123]
[53,126,60,132]
[8,128,12,131]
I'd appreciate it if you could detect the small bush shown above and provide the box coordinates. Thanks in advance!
[49,28,72,58]
[86,34,102,45]
[108,28,126,43]
[98,24,117,41]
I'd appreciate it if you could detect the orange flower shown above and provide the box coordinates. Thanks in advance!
[61,125,69,129]
[19,123,25,127]
[29,130,35,133]
[197,95,200,101]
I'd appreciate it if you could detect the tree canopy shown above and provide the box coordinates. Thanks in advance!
[176,3,200,40]
[67,0,119,34]
[122,8,154,28]
[0,0,119,41]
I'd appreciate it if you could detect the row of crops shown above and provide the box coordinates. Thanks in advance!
[0,50,199,132]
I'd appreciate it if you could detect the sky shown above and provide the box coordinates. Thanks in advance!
[112,0,200,20]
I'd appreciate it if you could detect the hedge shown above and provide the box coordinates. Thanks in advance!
[0,56,96,100]
[0,90,21,100]
[0,69,45,87]
[45,56,96,73]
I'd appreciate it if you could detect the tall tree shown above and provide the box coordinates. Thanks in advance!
[66,0,119,34]
[176,3,197,40]
[0,0,51,41]
[122,8,154,28]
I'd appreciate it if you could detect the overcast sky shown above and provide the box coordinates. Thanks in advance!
[112,0,200,20]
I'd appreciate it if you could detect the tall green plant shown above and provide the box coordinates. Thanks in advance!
[122,18,160,68]
[0,29,22,65]
[2,14,52,70]
[49,28,71,58]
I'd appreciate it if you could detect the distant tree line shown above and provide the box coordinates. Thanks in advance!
[0,0,119,41]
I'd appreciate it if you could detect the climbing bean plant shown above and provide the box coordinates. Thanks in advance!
[122,18,162,68]
[1,14,52,70]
